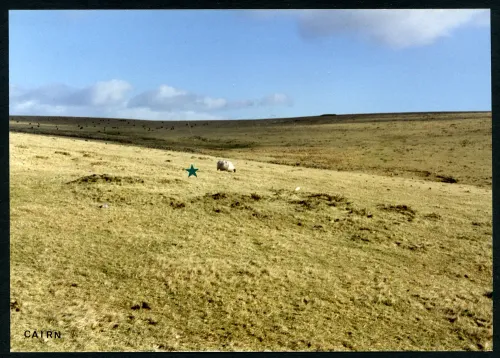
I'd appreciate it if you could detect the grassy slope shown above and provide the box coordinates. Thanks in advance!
[10,128,492,351]
[9,111,492,188]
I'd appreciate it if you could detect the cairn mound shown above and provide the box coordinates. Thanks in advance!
[66,174,144,185]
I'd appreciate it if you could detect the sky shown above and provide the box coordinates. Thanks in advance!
[9,9,491,121]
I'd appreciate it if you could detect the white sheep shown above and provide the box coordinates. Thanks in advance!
[217,160,236,172]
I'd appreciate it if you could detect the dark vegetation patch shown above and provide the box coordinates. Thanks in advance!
[170,200,186,209]
[456,234,482,242]
[423,212,442,220]
[290,193,348,211]
[250,210,268,219]
[409,293,492,349]
[192,136,209,142]
[250,193,261,200]
[307,193,346,203]
[10,299,21,312]
[106,131,122,136]
[291,199,316,210]
[140,136,163,142]
[193,190,372,227]
[377,204,416,221]
[34,155,49,159]
[158,178,184,184]
[287,192,375,218]
[69,184,186,208]
[384,168,460,186]
[230,201,242,208]
[460,139,473,147]
[348,226,386,244]
[177,136,258,150]
[436,175,458,184]
[407,169,432,177]
[471,221,491,227]
[346,207,373,217]
[269,159,330,170]
[55,151,71,156]
[131,301,151,310]
[393,241,426,251]
[210,192,227,200]
[195,192,275,220]
[66,174,145,185]
[351,233,372,243]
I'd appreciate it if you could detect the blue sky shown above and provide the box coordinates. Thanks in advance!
[9,10,491,120]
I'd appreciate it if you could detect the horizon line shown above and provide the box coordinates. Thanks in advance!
[9,110,492,122]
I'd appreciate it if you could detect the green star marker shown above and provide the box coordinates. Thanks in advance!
[185,164,199,177]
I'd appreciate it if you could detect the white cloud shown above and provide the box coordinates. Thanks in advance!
[87,79,132,106]
[157,85,188,98]
[246,9,490,49]
[113,107,225,121]
[259,93,292,106]
[9,80,290,120]
[10,100,72,116]
[199,97,228,110]
[9,79,132,108]
[127,87,206,112]
[10,83,75,105]
[9,96,224,121]
[128,84,292,112]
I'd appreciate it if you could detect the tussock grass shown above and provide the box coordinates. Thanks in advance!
[10,119,492,351]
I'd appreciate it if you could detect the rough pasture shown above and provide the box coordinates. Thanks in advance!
[10,131,492,352]
[9,111,492,188]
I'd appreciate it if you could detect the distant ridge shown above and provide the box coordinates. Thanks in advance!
[9,110,490,124]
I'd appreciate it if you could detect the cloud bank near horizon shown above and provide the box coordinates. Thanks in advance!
[9,80,293,120]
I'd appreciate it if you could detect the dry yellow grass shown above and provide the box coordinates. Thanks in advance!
[10,126,492,351]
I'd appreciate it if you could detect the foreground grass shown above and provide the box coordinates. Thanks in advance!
[9,111,492,188]
[10,132,492,351]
